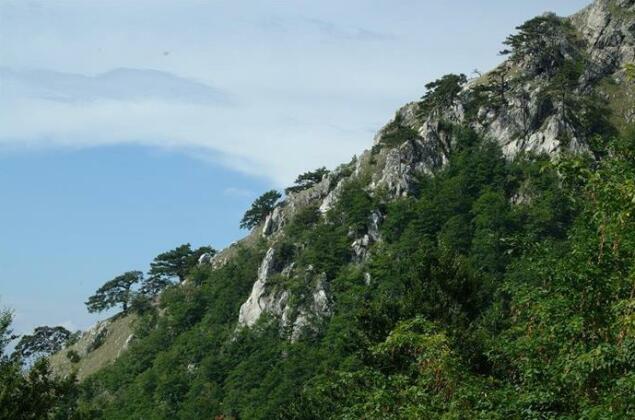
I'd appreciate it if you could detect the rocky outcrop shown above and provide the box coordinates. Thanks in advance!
[370,136,445,197]
[286,273,331,341]
[262,205,286,237]
[364,0,634,201]
[238,247,278,327]
[574,0,635,75]
[197,252,214,265]
[237,247,332,339]
[351,210,383,262]
[48,314,137,381]
[233,0,635,339]
[261,166,350,237]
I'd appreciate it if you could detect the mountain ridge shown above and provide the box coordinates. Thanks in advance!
[41,0,635,417]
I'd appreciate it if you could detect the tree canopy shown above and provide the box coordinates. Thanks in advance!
[418,73,467,116]
[149,243,215,283]
[0,305,78,419]
[285,167,330,194]
[0,308,14,356]
[240,190,281,230]
[12,326,72,363]
[85,271,143,313]
[139,275,173,299]
[501,14,578,75]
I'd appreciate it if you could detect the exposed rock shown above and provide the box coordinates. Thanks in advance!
[319,177,345,213]
[370,113,451,198]
[187,363,197,374]
[238,247,278,327]
[289,273,331,341]
[368,210,382,242]
[232,0,635,341]
[197,252,214,265]
[351,234,372,262]
[209,251,231,270]
[364,272,372,286]
[237,247,332,339]
[281,262,295,277]
[117,334,134,357]
[85,322,109,354]
[350,210,383,262]
[262,205,286,237]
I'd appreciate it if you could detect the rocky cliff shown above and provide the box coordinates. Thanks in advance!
[59,1,635,417]
[219,0,635,339]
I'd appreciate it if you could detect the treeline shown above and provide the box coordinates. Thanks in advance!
[68,125,635,418]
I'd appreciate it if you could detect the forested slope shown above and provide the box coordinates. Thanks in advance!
[3,0,635,418]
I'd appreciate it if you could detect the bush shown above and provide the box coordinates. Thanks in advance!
[66,350,80,363]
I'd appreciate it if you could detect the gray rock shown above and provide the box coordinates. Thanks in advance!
[238,247,277,327]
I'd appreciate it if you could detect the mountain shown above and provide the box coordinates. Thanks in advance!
[6,0,635,418]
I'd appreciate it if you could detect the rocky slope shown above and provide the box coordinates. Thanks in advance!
[50,0,635,391]
[49,314,136,381]
[47,1,635,417]
[218,0,635,339]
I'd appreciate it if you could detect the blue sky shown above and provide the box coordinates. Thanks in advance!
[0,0,590,338]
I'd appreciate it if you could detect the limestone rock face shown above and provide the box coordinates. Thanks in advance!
[574,0,635,72]
[351,210,383,262]
[319,177,345,214]
[231,0,635,339]
[288,274,331,341]
[197,252,214,265]
[365,0,634,199]
[371,137,445,197]
[238,247,277,327]
[262,206,286,237]
[237,248,332,338]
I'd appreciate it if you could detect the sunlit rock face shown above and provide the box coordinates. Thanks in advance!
[233,0,635,339]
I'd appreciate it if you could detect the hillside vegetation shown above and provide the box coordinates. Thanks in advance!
[2,0,635,418]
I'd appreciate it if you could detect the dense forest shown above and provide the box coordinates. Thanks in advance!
[2,0,635,418]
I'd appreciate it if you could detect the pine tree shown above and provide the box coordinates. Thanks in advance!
[85,271,142,313]
[240,190,281,229]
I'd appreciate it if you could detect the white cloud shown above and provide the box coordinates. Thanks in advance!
[0,82,372,184]
[1,67,230,104]
[0,0,591,186]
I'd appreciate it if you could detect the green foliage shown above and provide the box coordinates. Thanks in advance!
[375,113,420,151]
[465,66,515,120]
[149,243,214,283]
[138,275,172,299]
[12,325,72,363]
[6,7,635,416]
[0,307,15,354]
[0,358,79,419]
[418,73,467,117]
[67,127,635,418]
[285,167,330,194]
[626,63,635,80]
[285,204,321,238]
[240,189,281,230]
[66,350,81,363]
[85,271,142,313]
[501,13,579,75]
[0,307,79,419]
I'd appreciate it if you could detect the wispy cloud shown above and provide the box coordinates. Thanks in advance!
[0,67,372,185]
[301,17,395,42]
[1,67,231,105]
